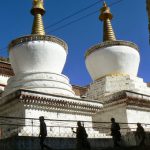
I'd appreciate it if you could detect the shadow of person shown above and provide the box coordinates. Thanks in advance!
[39,116,53,150]
[43,143,53,150]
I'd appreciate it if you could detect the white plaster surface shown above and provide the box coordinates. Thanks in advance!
[85,45,140,81]
[93,104,150,134]
[93,104,128,134]
[0,104,103,138]
[127,109,150,128]
[93,104,127,124]
[0,75,9,92]
[9,41,67,74]
[0,75,9,86]
[18,109,103,138]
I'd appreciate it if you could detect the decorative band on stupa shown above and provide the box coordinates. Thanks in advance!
[85,41,139,58]
[9,35,68,51]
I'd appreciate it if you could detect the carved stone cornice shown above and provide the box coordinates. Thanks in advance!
[102,91,127,103]
[9,35,68,52]
[20,94,100,113]
[85,40,139,58]
[102,90,150,109]
[0,89,102,115]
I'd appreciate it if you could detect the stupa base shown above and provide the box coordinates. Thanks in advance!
[86,74,150,100]
[0,89,103,139]
[3,72,75,97]
[93,90,150,133]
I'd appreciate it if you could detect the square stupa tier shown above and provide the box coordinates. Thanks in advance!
[86,75,150,100]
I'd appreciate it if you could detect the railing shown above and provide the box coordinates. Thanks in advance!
[0,116,150,139]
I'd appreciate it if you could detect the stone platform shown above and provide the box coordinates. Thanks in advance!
[0,89,103,139]
[0,136,113,150]
[93,90,150,132]
[0,135,150,150]
[86,75,150,100]
[103,146,150,150]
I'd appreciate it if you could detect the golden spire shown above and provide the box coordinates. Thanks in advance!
[31,0,45,35]
[99,2,116,41]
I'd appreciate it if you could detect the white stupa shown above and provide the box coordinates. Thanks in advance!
[85,2,140,81]
[4,0,75,97]
[85,2,150,100]
[84,2,150,133]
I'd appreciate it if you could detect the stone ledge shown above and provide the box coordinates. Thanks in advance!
[102,90,150,103]
[96,90,150,111]
[0,89,102,114]
[0,136,113,150]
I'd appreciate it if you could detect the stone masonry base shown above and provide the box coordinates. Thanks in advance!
[0,136,113,150]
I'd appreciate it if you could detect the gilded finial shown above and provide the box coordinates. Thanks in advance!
[103,1,107,7]
[99,1,116,41]
[31,0,45,35]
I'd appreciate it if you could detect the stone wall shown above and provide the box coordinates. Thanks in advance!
[122,132,150,146]
[0,136,113,150]
[86,75,150,100]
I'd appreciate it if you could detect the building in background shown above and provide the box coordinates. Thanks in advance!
[147,0,150,43]
[0,58,14,95]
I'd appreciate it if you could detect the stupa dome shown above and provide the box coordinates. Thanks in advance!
[9,35,67,75]
[85,2,140,81]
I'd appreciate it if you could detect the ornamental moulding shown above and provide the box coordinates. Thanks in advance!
[9,35,68,51]
[103,90,150,102]
[0,90,102,114]
[103,97,150,109]
[85,40,139,58]
[20,94,101,111]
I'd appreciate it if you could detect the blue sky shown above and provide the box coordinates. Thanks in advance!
[0,0,149,86]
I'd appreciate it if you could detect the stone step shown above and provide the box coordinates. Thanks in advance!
[100,146,150,150]
[46,146,150,150]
